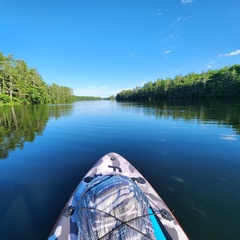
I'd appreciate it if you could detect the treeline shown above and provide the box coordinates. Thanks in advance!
[116,64,240,101]
[73,96,102,101]
[0,52,73,104]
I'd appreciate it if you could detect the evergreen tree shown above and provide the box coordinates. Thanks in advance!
[116,64,240,101]
[0,51,74,105]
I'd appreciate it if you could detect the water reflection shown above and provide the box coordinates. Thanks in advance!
[0,100,239,240]
[0,104,73,159]
[1,99,239,159]
[118,98,240,134]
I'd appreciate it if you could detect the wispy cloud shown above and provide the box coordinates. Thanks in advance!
[176,17,183,23]
[206,60,216,69]
[218,49,240,57]
[129,51,138,57]
[162,33,177,42]
[172,16,192,25]
[181,0,193,4]
[157,8,167,16]
[162,50,173,54]
[156,9,163,16]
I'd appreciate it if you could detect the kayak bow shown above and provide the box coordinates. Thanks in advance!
[48,152,188,240]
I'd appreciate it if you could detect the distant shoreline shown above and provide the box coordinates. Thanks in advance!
[116,64,240,101]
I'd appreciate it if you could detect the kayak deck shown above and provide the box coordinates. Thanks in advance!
[48,152,188,240]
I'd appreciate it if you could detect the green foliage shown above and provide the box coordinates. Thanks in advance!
[73,96,102,101]
[0,93,10,103]
[116,64,240,100]
[109,95,116,100]
[0,52,74,105]
[48,84,74,103]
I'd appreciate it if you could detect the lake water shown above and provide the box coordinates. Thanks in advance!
[0,99,240,240]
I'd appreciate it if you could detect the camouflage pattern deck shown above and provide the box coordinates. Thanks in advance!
[48,152,189,240]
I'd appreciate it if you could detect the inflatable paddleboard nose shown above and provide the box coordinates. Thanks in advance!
[75,174,156,239]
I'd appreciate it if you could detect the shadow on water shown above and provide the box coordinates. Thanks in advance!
[0,104,73,159]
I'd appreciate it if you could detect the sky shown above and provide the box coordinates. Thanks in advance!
[1,0,240,98]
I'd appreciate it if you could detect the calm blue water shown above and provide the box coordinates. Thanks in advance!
[0,100,240,240]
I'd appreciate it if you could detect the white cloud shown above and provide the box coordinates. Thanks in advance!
[162,50,173,54]
[218,49,240,57]
[181,0,193,4]
[206,60,216,69]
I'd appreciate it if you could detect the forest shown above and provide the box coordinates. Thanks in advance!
[73,96,102,101]
[116,64,240,101]
[0,52,74,104]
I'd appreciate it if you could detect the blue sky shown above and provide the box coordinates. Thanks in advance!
[1,0,240,97]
